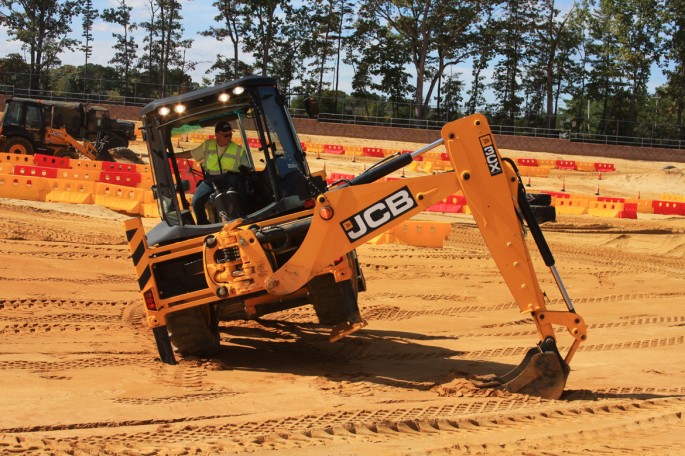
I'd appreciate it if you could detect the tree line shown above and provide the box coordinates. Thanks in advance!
[0,0,683,140]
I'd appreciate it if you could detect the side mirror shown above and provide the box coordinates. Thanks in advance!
[304,97,319,119]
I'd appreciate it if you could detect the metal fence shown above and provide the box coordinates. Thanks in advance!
[2,82,684,150]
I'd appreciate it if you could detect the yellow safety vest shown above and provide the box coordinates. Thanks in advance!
[203,140,244,175]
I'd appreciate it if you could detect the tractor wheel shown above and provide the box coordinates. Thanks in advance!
[309,252,362,325]
[165,305,220,358]
[54,148,80,159]
[1,137,34,155]
[531,205,556,224]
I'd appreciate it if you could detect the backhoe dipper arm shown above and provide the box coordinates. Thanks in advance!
[264,114,586,398]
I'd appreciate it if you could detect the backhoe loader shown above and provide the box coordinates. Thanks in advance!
[123,76,587,399]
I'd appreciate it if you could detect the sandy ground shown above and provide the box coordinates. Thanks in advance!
[1,134,684,455]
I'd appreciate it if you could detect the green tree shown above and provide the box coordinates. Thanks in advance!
[0,0,80,92]
[80,0,99,89]
[490,0,541,125]
[202,0,247,82]
[661,0,685,134]
[101,0,139,96]
[360,0,481,119]
[240,0,288,77]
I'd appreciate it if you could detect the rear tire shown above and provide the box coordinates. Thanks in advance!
[531,205,556,224]
[1,137,34,155]
[166,305,220,357]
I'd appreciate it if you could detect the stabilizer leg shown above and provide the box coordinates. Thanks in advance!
[153,326,176,365]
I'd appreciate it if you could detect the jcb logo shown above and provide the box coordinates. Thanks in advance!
[341,187,417,241]
[480,135,502,176]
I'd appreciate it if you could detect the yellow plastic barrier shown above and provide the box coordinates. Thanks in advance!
[45,179,96,204]
[587,200,623,218]
[0,174,50,201]
[94,182,144,215]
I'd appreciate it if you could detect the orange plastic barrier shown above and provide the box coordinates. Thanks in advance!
[0,163,14,175]
[33,153,71,169]
[624,198,654,214]
[99,170,142,187]
[70,159,103,172]
[94,183,144,214]
[362,147,384,158]
[552,197,589,215]
[556,160,577,170]
[0,175,50,201]
[587,200,623,218]
[538,159,557,168]
[55,168,100,181]
[0,152,33,166]
[45,179,96,204]
[595,162,616,172]
[101,162,139,173]
[141,190,161,218]
[576,161,597,172]
[518,165,551,177]
[517,158,539,167]
[323,144,345,155]
[14,164,59,179]
[658,193,684,202]
[369,221,451,248]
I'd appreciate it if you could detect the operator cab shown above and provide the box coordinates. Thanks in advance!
[141,76,326,245]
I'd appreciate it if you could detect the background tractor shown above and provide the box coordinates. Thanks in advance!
[0,97,136,161]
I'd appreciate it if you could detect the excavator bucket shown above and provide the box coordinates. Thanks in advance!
[473,338,570,400]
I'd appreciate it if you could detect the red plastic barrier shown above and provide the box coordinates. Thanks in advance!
[329,172,355,181]
[595,162,616,172]
[440,152,450,161]
[247,137,264,149]
[541,190,570,199]
[300,142,307,151]
[517,158,539,167]
[404,150,422,161]
[445,194,467,205]
[323,144,345,155]
[652,200,685,215]
[597,196,625,203]
[13,164,59,178]
[99,170,142,187]
[362,147,384,158]
[174,157,191,171]
[33,153,71,169]
[556,160,577,170]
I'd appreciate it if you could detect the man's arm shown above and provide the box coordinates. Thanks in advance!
[176,142,205,161]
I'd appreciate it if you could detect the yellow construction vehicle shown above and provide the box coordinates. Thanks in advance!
[123,76,586,399]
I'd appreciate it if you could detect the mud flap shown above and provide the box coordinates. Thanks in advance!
[474,337,569,399]
[153,326,176,365]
